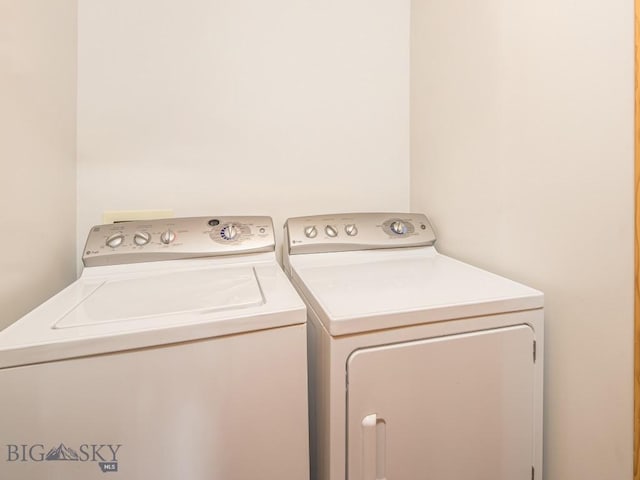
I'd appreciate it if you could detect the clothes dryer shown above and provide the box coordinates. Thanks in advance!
[0,216,309,480]
[283,212,543,480]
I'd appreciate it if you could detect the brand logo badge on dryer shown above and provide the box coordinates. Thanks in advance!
[5,442,122,473]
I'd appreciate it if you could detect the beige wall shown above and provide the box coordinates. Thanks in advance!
[2,2,633,476]
[411,0,634,478]
[0,1,77,329]
[77,0,411,251]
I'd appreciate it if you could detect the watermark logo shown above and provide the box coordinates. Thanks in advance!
[45,443,79,461]
[6,443,122,473]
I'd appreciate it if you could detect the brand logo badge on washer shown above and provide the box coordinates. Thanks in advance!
[5,442,122,473]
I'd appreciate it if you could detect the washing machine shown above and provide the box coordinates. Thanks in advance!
[0,216,309,480]
[283,212,544,480]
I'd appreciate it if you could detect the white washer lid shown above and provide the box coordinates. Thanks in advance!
[289,247,543,336]
[55,266,263,328]
[0,256,305,368]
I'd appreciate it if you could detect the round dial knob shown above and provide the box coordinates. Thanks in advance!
[345,224,358,236]
[325,225,338,238]
[133,231,151,246]
[220,224,239,241]
[160,230,176,244]
[390,220,407,235]
[304,226,318,238]
[105,233,124,248]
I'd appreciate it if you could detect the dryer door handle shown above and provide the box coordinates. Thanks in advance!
[362,413,386,480]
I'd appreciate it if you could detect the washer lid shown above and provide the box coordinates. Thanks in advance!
[289,247,543,336]
[0,258,305,369]
[54,266,264,328]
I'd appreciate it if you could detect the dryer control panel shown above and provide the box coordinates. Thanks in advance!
[285,212,436,255]
[83,216,275,267]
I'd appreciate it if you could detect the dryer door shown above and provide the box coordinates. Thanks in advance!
[346,325,535,480]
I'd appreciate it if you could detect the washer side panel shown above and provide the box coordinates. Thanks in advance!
[0,325,309,480]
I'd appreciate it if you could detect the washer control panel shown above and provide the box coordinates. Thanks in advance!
[285,212,436,255]
[83,216,275,267]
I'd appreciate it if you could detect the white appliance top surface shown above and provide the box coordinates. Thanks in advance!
[0,253,305,368]
[289,247,543,336]
[55,266,264,328]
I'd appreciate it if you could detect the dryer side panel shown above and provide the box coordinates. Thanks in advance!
[347,325,535,480]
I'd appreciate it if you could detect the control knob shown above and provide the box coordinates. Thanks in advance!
[105,233,124,248]
[133,231,151,246]
[390,221,407,235]
[304,226,318,238]
[220,224,239,241]
[325,225,338,238]
[160,230,176,244]
[345,224,358,236]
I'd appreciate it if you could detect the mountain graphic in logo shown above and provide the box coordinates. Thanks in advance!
[45,443,79,461]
